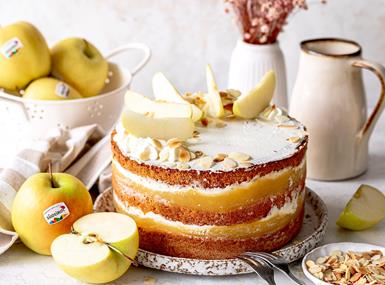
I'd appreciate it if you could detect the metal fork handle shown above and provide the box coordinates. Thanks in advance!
[245,253,305,285]
[238,256,276,285]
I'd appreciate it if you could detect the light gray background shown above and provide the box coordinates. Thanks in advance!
[1,0,384,108]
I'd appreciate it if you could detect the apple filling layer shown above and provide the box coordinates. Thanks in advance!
[112,159,305,212]
[114,190,305,239]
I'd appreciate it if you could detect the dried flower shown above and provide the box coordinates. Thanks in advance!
[225,0,326,44]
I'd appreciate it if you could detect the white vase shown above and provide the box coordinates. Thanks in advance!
[228,39,288,108]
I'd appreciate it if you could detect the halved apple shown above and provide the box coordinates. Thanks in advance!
[205,64,224,118]
[152,72,202,121]
[233,70,276,119]
[336,184,385,231]
[51,212,138,284]
[125,91,192,119]
[122,109,194,140]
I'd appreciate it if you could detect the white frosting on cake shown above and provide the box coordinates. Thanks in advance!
[113,105,307,171]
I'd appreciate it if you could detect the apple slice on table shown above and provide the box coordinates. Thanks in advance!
[205,64,224,118]
[152,72,203,121]
[23,77,82,100]
[125,91,192,119]
[122,109,194,140]
[233,70,276,119]
[0,21,51,91]
[51,212,139,284]
[336,184,385,230]
[51,38,108,97]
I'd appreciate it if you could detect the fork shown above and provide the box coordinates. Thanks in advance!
[237,254,276,285]
[244,252,305,285]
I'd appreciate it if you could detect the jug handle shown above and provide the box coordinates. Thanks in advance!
[352,59,385,140]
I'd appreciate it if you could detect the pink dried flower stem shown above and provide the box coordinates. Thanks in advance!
[225,0,325,44]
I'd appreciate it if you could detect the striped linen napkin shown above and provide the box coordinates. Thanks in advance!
[0,124,104,254]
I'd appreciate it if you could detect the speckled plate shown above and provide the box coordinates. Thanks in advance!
[94,187,328,276]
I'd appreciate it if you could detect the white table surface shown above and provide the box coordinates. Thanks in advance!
[1,118,384,285]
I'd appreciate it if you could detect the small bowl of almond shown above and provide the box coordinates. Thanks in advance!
[302,242,385,285]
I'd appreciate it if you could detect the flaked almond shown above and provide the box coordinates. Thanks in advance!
[350,272,362,282]
[159,148,169,162]
[149,138,162,150]
[177,162,190,170]
[309,266,322,274]
[228,152,251,162]
[167,138,183,149]
[178,147,191,163]
[190,151,196,159]
[239,162,253,168]
[139,148,150,161]
[194,150,203,158]
[223,157,237,169]
[214,153,227,162]
[278,124,296,129]
[287,136,301,143]
[306,260,316,268]
[193,130,200,138]
[144,111,155,118]
[197,156,213,169]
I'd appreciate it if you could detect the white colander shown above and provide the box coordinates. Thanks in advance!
[0,43,150,151]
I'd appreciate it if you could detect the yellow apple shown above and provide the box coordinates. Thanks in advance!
[51,38,108,97]
[205,64,224,118]
[336,184,385,230]
[125,91,192,118]
[122,109,194,140]
[23,77,83,100]
[11,173,93,255]
[51,212,139,284]
[0,21,51,91]
[233,70,276,119]
[152,72,203,121]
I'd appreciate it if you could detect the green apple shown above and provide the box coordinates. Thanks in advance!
[125,90,192,119]
[122,109,194,140]
[336,184,385,230]
[233,70,276,119]
[51,37,108,97]
[152,72,203,121]
[51,212,139,284]
[11,173,93,255]
[0,21,51,91]
[205,64,224,118]
[23,77,83,100]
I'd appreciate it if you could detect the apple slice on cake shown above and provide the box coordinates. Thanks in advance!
[205,64,225,118]
[51,212,138,284]
[122,91,194,140]
[152,72,202,121]
[233,70,276,119]
[124,91,192,119]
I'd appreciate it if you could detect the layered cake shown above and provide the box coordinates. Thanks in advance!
[111,69,308,259]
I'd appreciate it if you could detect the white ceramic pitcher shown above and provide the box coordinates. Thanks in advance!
[290,38,385,180]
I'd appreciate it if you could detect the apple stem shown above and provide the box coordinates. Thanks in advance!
[48,162,58,188]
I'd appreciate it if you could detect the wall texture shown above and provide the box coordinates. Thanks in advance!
[1,0,384,107]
